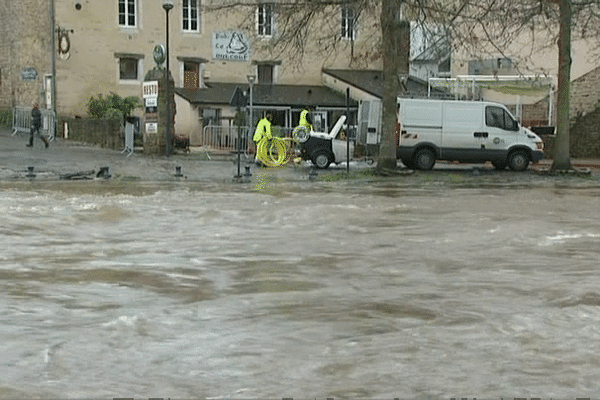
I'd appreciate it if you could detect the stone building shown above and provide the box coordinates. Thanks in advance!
[1,1,442,136]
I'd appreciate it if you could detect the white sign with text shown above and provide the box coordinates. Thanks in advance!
[212,31,250,61]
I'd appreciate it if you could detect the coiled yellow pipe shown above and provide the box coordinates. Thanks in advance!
[256,137,294,167]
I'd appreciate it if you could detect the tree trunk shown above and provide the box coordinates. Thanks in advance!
[551,0,573,172]
[377,0,408,173]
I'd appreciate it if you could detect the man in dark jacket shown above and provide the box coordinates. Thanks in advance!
[27,102,49,148]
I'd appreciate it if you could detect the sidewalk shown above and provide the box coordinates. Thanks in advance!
[0,127,326,182]
[1,126,598,182]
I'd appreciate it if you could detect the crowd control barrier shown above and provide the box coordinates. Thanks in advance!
[12,106,56,141]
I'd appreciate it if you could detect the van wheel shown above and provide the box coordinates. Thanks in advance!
[312,150,332,169]
[508,150,530,171]
[414,148,436,170]
[492,161,507,170]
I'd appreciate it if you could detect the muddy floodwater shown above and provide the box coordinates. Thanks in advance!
[1,175,600,398]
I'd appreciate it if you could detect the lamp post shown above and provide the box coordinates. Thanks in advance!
[247,75,255,147]
[163,0,173,157]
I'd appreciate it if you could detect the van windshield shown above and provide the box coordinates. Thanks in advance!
[485,106,518,131]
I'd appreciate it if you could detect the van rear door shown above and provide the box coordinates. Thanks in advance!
[441,102,485,161]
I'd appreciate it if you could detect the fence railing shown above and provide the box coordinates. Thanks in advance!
[12,106,56,141]
[200,125,297,154]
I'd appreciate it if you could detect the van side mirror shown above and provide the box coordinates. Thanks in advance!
[512,120,519,131]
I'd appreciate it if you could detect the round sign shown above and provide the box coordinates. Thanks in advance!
[153,44,166,67]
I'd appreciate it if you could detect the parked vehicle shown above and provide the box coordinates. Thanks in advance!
[396,99,545,171]
[294,115,354,169]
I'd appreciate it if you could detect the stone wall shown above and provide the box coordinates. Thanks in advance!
[570,107,600,158]
[60,118,123,150]
[0,0,51,109]
[522,66,600,158]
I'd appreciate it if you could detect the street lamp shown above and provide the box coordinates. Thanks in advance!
[247,74,255,141]
[163,0,173,157]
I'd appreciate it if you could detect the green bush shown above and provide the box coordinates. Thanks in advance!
[103,108,124,121]
[86,92,141,122]
[0,108,12,127]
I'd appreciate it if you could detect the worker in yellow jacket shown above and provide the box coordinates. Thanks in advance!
[298,107,312,131]
[253,112,273,144]
[253,112,273,165]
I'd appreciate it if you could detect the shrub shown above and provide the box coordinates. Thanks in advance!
[86,92,141,123]
[103,108,124,121]
[0,108,11,127]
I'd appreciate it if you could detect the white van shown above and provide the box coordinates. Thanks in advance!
[396,99,545,171]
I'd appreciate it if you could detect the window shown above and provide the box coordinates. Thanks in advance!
[183,61,199,90]
[341,5,355,40]
[486,106,517,131]
[257,3,273,37]
[257,64,273,84]
[119,0,136,27]
[119,57,139,80]
[183,0,199,32]
[203,107,221,126]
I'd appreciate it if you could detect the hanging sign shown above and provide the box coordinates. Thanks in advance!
[153,45,166,68]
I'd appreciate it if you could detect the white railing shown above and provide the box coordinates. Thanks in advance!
[201,125,296,153]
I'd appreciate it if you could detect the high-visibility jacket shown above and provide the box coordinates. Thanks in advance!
[299,109,311,129]
[253,117,272,142]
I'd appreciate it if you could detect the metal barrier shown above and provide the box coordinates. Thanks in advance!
[121,121,135,156]
[12,106,56,141]
[201,125,295,154]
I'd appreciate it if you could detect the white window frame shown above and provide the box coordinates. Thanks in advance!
[257,3,274,38]
[118,0,137,28]
[183,0,200,33]
[341,5,356,40]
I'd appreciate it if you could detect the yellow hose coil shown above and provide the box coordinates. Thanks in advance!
[256,137,294,167]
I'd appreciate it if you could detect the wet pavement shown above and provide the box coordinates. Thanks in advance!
[2,126,599,185]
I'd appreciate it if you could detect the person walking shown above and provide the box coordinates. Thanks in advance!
[27,102,49,148]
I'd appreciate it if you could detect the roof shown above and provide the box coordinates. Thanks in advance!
[322,69,449,99]
[175,82,356,108]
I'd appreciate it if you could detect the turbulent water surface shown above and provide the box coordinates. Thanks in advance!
[1,177,599,398]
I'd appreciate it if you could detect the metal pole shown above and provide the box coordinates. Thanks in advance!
[247,75,255,156]
[163,2,173,157]
[50,0,57,130]
[236,108,242,177]
[346,87,350,174]
[248,77,254,134]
